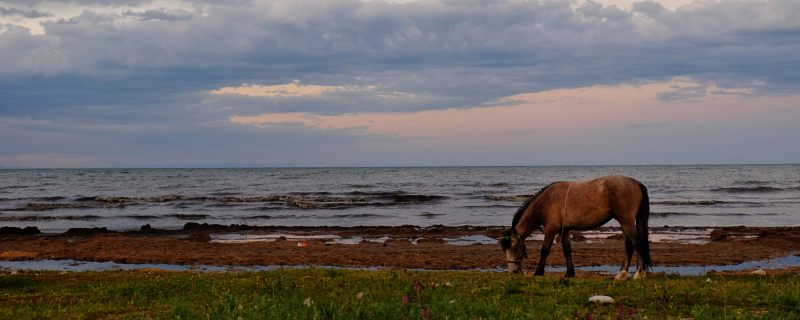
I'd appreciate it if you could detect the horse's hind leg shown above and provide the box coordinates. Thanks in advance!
[561,231,575,278]
[534,231,557,276]
[615,238,634,281]
[633,248,648,279]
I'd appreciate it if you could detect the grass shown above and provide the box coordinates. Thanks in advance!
[1,269,799,319]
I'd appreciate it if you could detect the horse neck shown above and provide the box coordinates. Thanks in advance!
[513,203,540,239]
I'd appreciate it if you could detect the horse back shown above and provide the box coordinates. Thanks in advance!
[543,176,644,230]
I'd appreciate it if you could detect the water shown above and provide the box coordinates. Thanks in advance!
[2,255,798,275]
[1,165,798,232]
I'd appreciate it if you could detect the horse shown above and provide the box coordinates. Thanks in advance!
[499,175,652,279]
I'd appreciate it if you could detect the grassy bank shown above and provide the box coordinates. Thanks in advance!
[1,269,799,319]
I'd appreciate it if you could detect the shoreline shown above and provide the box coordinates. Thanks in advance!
[2,224,799,274]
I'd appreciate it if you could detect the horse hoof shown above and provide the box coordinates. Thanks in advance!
[632,271,646,280]
[614,271,629,281]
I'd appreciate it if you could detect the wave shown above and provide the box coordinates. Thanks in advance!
[0,214,102,221]
[652,200,766,207]
[651,211,768,217]
[15,203,100,211]
[734,180,770,185]
[463,204,519,209]
[76,195,211,203]
[33,196,67,201]
[0,185,28,190]
[651,212,698,217]
[652,200,724,206]
[711,186,795,193]
[348,184,377,188]
[417,212,445,218]
[120,215,162,220]
[242,214,297,220]
[485,194,533,202]
[165,214,210,220]
[324,213,384,219]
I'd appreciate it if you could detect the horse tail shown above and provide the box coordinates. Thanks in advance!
[636,182,652,270]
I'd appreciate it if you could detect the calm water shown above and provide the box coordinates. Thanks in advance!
[1,165,798,232]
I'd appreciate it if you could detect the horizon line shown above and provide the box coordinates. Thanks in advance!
[1,162,798,170]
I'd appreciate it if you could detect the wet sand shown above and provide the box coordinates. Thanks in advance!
[1,225,798,274]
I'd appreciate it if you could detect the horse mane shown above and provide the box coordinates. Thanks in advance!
[501,183,554,250]
[511,183,554,229]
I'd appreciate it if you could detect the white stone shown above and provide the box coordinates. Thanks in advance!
[588,295,615,304]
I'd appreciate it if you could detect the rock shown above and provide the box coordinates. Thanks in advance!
[415,237,445,245]
[588,295,615,304]
[751,269,767,276]
[186,233,211,242]
[0,226,41,236]
[64,227,110,236]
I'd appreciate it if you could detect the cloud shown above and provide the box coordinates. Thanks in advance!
[228,77,791,142]
[656,77,756,102]
[123,8,193,21]
[210,81,377,98]
[2,0,798,97]
[1,0,799,166]
[0,7,52,18]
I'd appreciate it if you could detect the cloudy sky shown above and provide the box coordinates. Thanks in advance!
[1,0,798,167]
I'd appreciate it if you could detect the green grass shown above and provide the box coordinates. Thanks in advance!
[1,269,799,319]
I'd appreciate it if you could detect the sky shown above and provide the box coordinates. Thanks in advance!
[0,0,798,168]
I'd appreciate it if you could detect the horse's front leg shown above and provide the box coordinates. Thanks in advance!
[561,231,575,278]
[534,231,556,276]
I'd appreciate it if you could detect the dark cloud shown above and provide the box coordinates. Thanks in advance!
[0,0,151,5]
[0,6,52,18]
[2,0,798,113]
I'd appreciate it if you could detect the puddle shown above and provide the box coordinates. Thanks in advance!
[547,254,800,276]
[210,233,391,245]
[444,235,498,245]
[209,230,712,246]
[210,233,340,244]
[0,259,379,273]
[326,236,390,245]
[532,229,713,244]
[1,254,797,275]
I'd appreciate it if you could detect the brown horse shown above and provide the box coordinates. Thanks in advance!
[499,175,651,279]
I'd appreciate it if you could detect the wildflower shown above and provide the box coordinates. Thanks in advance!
[402,294,409,304]
[413,280,424,295]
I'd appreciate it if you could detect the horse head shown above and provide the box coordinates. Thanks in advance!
[499,228,527,273]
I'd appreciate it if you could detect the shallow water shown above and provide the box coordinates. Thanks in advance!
[2,165,799,231]
[549,254,800,276]
[2,255,798,276]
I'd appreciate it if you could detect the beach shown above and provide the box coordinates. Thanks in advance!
[2,224,798,275]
